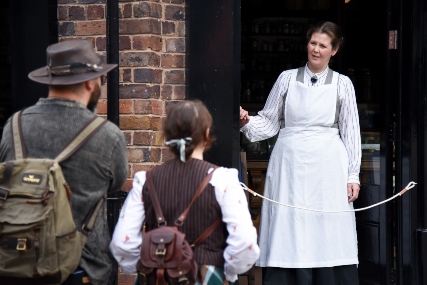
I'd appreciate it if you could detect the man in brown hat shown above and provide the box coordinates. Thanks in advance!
[0,39,128,285]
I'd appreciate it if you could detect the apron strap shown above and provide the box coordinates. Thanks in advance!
[324,68,334,84]
[331,71,340,129]
[296,67,305,83]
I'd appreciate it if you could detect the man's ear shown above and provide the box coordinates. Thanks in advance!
[332,47,339,57]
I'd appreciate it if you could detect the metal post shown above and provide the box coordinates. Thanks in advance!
[106,0,119,125]
[106,1,120,284]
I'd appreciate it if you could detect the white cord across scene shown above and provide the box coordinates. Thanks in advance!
[240,182,417,213]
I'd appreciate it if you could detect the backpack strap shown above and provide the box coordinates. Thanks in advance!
[11,111,26,160]
[145,171,168,226]
[10,112,106,162]
[81,193,107,236]
[191,217,222,247]
[55,116,106,163]
[175,167,218,226]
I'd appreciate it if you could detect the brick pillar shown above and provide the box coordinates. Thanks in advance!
[57,1,187,284]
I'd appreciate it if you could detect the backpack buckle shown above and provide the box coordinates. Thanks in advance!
[155,248,166,256]
[16,238,27,251]
[0,188,9,207]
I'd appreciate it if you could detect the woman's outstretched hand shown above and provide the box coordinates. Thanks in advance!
[240,106,250,127]
[347,183,360,202]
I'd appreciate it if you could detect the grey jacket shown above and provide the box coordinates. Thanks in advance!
[0,98,128,285]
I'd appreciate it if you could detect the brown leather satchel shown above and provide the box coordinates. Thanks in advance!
[136,169,222,285]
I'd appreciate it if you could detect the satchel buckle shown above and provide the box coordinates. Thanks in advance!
[16,238,27,251]
[155,248,166,256]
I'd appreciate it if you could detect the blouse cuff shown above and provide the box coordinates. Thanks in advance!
[239,119,252,132]
[347,173,360,185]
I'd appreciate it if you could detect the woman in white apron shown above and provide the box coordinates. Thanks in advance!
[240,21,361,285]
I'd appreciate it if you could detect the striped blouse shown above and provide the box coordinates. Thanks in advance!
[240,65,361,184]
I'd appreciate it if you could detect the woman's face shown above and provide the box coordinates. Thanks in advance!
[307,32,338,73]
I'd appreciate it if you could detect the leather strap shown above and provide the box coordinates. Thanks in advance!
[191,217,222,247]
[0,237,32,250]
[175,168,218,226]
[145,172,167,226]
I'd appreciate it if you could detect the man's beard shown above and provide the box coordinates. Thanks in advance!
[87,83,101,112]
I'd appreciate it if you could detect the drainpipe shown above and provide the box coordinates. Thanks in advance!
[106,1,120,285]
[106,0,119,125]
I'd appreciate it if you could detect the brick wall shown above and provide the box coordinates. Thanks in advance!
[57,0,186,284]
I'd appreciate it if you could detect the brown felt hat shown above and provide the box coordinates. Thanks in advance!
[28,39,117,85]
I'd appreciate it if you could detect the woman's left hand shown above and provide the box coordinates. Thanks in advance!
[347,183,360,202]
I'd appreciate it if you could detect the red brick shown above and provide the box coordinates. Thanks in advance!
[79,0,106,4]
[162,0,185,3]
[150,117,162,131]
[166,38,185,53]
[87,5,104,20]
[165,5,185,21]
[173,85,186,99]
[59,22,75,36]
[122,69,132,82]
[121,179,134,191]
[161,85,172,100]
[97,99,107,114]
[95,37,106,51]
[69,6,85,20]
[161,148,174,162]
[119,35,132,50]
[134,131,152,146]
[75,21,106,36]
[134,2,162,18]
[119,19,161,35]
[122,3,133,18]
[133,35,163,51]
[120,52,160,67]
[164,70,184,84]
[176,22,186,36]
[134,69,163,84]
[58,6,68,20]
[120,116,151,130]
[120,84,160,99]
[119,99,133,114]
[127,148,160,163]
[162,21,176,35]
[134,100,163,115]
[133,164,155,174]
[123,131,133,146]
[161,54,184,68]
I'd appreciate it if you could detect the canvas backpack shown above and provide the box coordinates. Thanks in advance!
[136,169,222,285]
[0,111,107,284]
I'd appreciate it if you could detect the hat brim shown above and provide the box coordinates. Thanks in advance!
[28,63,117,85]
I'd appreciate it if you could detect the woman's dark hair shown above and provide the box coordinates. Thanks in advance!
[306,21,344,51]
[163,100,215,160]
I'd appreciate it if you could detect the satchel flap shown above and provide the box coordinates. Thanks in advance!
[151,232,175,244]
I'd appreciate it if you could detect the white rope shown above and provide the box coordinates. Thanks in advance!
[240,181,417,213]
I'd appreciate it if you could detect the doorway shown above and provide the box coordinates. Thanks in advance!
[240,0,397,284]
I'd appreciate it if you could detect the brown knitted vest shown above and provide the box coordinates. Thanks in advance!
[142,158,228,266]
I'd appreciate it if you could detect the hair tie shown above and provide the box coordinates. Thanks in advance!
[165,137,192,162]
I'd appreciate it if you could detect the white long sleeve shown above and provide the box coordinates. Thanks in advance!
[337,75,361,184]
[240,70,292,142]
[109,167,260,282]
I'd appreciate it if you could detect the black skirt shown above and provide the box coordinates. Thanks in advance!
[262,265,359,285]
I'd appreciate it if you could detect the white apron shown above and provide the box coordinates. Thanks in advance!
[256,68,358,268]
